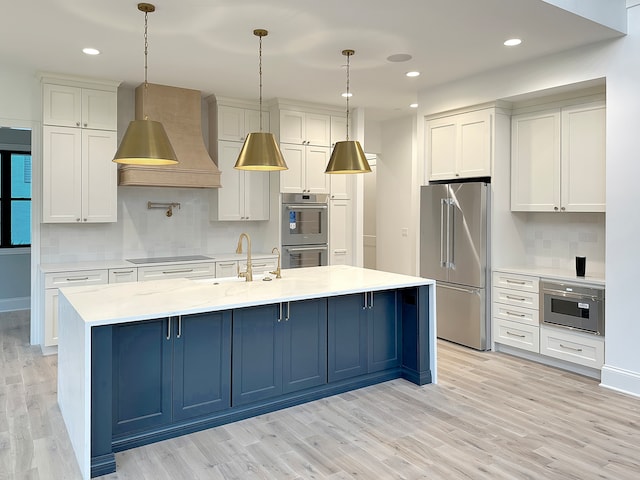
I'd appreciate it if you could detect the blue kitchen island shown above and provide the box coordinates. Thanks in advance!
[56,265,436,479]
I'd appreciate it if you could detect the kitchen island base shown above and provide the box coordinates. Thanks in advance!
[56,266,435,479]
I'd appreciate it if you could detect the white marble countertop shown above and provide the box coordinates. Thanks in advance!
[494,266,605,286]
[40,252,277,273]
[59,265,436,327]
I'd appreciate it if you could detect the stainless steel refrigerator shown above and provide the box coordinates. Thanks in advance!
[420,181,490,350]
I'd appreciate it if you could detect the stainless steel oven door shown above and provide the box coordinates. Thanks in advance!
[282,199,328,246]
[282,245,328,269]
[541,281,605,335]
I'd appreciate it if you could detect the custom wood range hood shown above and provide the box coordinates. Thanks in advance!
[118,83,222,188]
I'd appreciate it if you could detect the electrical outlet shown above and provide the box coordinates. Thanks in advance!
[401,228,408,237]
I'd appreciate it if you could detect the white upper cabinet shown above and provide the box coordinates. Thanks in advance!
[43,83,117,130]
[42,126,117,223]
[280,110,331,146]
[211,141,270,221]
[41,76,119,224]
[426,109,492,181]
[217,105,269,142]
[511,101,605,212]
[280,144,330,194]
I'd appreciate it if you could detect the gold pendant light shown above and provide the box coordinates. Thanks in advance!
[325,49,371,174]
[234,29,287,171]
[113,3,178,165]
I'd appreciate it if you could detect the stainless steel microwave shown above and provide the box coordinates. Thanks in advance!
[540,280,605,336]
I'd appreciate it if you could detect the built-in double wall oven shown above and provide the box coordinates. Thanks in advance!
[541,280,605,336]
[281,193,328,269]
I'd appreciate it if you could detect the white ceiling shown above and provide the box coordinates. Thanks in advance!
[2,0,625,120]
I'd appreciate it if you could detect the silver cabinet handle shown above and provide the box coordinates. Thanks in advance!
[506,330,526,338]
[363,292,368,310]
[506,295,526,302]
[161,268,194,274]
[167,317,171,340]
[285,302,290,322]
[506,311,526,318]
[506,279,526,285]
[559,343,583,352]
[177,316,182,339]
[286,205,328,210]
[218,262,235,267]
[112,270,134,275]
[278,303,283,322]
[66,277,89,282]
[369,291,374,309]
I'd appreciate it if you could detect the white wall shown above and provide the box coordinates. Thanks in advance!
[377,114,417,275]
[413,7,640,396]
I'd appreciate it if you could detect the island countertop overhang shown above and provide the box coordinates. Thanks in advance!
[59,265,436,327]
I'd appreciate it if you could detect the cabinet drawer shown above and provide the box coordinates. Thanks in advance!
[215,261,238,278]
[493,318,539,353]
[108,268,138,283]
[540,326,604,369]
[138,262,215,281]
[492,271,539,293]
[493,287,539,310]
[45,269,108,288]
[241,258,277,275]
[493,302,539,327]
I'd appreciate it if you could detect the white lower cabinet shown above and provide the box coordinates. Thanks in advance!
[44,269,109,347]
[137,262,215,281]
[240,257,277,275]
[215,260,238,278]
[492,271,540,353]
[540,326,605,369]
[108,268,138,283]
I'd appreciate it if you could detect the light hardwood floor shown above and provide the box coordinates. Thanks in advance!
[1,310,639,479]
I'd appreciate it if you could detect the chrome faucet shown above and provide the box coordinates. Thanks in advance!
[270,247,282,279]
[236,233,253,282]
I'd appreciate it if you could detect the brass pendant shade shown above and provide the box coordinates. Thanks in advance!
[113,119,178,165]
[325,49,371,174]
[113,3,178,166]
[235,132,288,171]
[325,140,371,174]
[234,29,287,171]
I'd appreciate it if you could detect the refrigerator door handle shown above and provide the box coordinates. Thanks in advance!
[440,283,480,295]
[440,198,447,267]
[448,199,455,269]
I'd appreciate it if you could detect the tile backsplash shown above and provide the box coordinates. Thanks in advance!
[40,186,278,264]
[519,212,605,273]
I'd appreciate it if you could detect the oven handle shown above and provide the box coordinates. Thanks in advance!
[286,246,328,252]
[543,288,600,301]
[286,205,328,210]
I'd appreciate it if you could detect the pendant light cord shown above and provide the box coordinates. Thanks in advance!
[343,50,354,141]
[143,8,149,120]
[259,32,263,131]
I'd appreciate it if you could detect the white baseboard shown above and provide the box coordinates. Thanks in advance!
[0,296,30,313]
[600,364,640,398]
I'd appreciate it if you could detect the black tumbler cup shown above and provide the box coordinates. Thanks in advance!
[576,256,586,277]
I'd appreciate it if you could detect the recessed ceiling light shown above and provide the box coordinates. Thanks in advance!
[409,103,418,108]
[387,53,412,63]
[406,71,420,78]
[82,47,100,55]
[503,38,522,47]
[341,92,353,98]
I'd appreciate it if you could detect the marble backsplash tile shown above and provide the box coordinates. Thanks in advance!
[520,212,605,274]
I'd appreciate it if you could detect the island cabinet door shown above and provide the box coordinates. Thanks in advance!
[232,304,283,406]
[172,311,232,422]
[328,294,368,382]
[282,298,328,394]
[112,318,172,436]
[368,290,401,373]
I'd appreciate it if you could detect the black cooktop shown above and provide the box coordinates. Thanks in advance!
[126,255,213,264]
